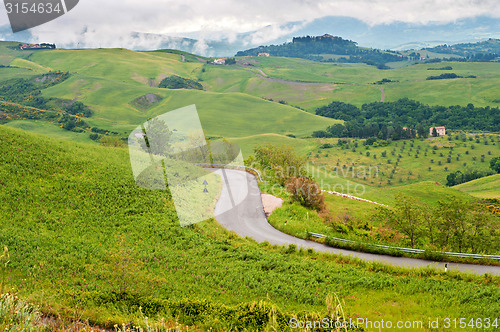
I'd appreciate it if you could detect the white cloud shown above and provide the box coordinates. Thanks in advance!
[1,0,499,53]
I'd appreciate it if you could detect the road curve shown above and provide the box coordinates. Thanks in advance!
[214,169,500,276]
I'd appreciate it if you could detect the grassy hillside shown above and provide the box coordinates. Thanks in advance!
[2,126,500,329]
[0,41,37,65]
[30,48,203,86]
[1,43,498,144]
[18,48,336,138]
[3,120,97,144]
[307,134,499,194]
[232,57,500,109]
[455,174,500,198]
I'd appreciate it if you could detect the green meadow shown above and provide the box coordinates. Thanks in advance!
[2,126,500,330]
[3,120,97,144]
[455,174,500,199]
[308,134,499,195]
[1,41,500,330]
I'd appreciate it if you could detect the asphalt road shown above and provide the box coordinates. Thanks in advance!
[214,169,500,276]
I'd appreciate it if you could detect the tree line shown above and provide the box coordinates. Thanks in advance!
[313,98,500,139]
[377,194,500,253]
[446,169,495,186]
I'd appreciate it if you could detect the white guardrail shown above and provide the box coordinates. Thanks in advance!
[194,163,266,182]
[308,232,500,260]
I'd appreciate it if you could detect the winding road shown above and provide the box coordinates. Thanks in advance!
[214,169,500,276]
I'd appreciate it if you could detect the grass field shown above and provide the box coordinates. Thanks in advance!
[29,48,203,86]
[0,41,36,65]
[307,134,500,194]
[231,57,500,109]
[9,58,52,73]
[3,120,97,144]
[0,66,39,83]
[16,48,336,138]
[2,126,500,330]
[455,174,500,198]
[3,42,499,120]
[228,133,316,157]
[2,41,500,330]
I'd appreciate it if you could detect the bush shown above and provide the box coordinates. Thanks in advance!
[89,133,100,141]
[491,157,500,173]
[158,75,203,90]
[285,177,325,210]
[100,136,126,147]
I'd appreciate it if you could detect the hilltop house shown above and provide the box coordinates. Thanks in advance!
[257,52,270,57]
[430,126,446,136]
[213,58,226,65]
[19,43,56,50]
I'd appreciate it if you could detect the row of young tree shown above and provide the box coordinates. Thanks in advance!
[377,195,500,254]
[314,98,500,139]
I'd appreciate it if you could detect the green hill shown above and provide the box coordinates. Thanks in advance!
[2,126,500,329]
[424,38,500,59]
[454,174,500,198]
[236,34,405,65]
[17,47,337,138]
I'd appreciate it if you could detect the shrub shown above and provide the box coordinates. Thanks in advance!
[100,136,126,147]
[158,75,203,90]
[285,177,325,210]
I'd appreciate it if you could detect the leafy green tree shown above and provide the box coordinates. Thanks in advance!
[158,75,203,90]
[142,117,173,156]
[326,123,347,137]
[490,157,500,173]
[254,144,306,185]
[435,197,470,252]
[417,124,428,138]
[377,194,423,248]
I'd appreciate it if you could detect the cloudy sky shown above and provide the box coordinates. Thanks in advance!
[1,0,499,51]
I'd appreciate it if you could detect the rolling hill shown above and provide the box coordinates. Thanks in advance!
[1,36,500,330]
[2,125,500,329]
[22,47,339,137]
[454,174,500,199]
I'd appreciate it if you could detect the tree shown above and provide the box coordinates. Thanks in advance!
[142,117,173,156]
[326,123,347,137]
[377,194,423,248]
[434,196,473,253]
[254,144,307,185]
[490,157,500,173]
[432,127,438,137]
[417,124,427,138]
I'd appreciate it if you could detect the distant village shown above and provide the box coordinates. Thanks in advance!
[212,52,269,65]
[18,43,56,51]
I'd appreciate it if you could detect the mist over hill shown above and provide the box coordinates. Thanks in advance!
[1,16,499,56]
